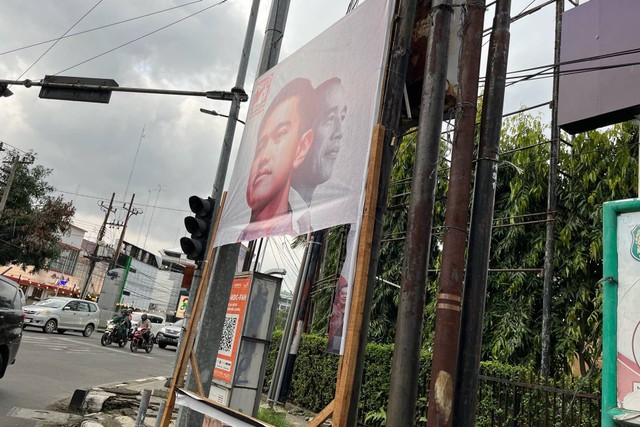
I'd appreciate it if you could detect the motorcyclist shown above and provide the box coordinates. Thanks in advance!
[139,313,152,345]
[112,309,130,342]
[123,310,132,337]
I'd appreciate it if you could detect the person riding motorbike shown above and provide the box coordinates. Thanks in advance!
[112,309,131,342]
[139,313,152,344]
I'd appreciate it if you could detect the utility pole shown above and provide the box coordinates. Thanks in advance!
[111,194,141,268]
[80,192,116,299]
[339,1,420,425]
[0,153,35,221]
[540,0,564,378]
[0,157,20,221]
[177,0,283,425]
[453,0,511,425]
[426,1,485,425]
[386,0,454,424]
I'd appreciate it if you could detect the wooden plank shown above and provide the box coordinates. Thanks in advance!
[332,124,385,426]
[190,352,205,396]
[307,400,335,427]
[160,193,227,427]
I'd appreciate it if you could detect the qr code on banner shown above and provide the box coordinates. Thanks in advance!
[219,314,239,356]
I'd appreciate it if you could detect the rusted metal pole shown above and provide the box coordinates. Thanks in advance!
[540,0,563,377]
[453,0,511,425]
[342,1,420,425]
[426,0,486,425]
[386,0,454,425]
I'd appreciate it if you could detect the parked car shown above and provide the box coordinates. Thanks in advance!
[156,319,183,349]
[0,276,23,378]
[23,297,100,337]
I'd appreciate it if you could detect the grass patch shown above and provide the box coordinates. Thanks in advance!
[257,407,293,427]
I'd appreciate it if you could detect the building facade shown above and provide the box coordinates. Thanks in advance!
[2,224,110,304]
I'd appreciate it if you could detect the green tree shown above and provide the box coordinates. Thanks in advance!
[0,152,75,271]
[305,110,637,377]
[486,115,638,375]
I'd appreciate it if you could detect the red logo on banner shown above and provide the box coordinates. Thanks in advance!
[248,73,274,121]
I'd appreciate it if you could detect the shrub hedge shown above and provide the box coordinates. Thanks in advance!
[263,332,600,426]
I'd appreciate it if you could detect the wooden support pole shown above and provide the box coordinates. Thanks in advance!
[190,352,205,396]
[332,125,384,425]
[322,124,385,426]
[307,400,336,427]
[159,194,227,427]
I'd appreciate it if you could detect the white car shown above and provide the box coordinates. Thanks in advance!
[23,297,100,337]
[130,312,165,329]
[156,319,183,349]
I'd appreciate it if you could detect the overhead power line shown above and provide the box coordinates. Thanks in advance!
[486,46,640,89]
[15,0,103,81]
[54,0,229,76]
[55,189,190,213]
[0,0,208,57]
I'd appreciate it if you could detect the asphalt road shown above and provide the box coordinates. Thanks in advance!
[1,327,178,427]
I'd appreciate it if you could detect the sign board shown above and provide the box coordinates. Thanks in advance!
[214,276,251,384]
[39,75,118,104]
[602,199,640,426]
[558,0,640,134]
[176,295,189,319]
[208,273,281,418]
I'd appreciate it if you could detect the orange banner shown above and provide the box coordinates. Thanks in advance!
[213,276,251,384]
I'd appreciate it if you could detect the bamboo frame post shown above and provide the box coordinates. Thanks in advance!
[307,125,384,426]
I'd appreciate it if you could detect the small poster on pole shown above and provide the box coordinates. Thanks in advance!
[214,276,251,384]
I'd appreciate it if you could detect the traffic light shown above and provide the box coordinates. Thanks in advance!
[180,196,215,261]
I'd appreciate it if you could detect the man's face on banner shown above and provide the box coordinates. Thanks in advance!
[308,82,347,184]
[246,95,308,216]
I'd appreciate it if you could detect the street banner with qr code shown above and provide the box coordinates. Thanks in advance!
[214,276,251,384]
[213,0,393,246]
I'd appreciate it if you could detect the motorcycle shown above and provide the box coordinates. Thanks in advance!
[130,327,154,353]
[101,320,128,347]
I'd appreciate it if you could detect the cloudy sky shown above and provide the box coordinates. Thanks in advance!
[0,0,563,289]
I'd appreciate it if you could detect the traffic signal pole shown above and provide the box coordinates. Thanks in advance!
[177,0,282,424]
[0,77,247,104]
[180,1,292,424]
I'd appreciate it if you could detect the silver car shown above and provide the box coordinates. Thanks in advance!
[156,319,183,349]
[23,297,100,337]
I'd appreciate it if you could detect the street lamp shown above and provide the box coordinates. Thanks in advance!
[199,108,245,125]
[264,268,286,276]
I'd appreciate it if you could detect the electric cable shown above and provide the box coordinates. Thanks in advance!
[14,0,103,81]
[55,189,191,213]
[0,0,209,56]
[53,0,229,76]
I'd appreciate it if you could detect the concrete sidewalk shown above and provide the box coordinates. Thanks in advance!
[8,376,174,427]
[8,376,317,427]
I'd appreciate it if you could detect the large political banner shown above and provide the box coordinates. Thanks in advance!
[214,0,393,246]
